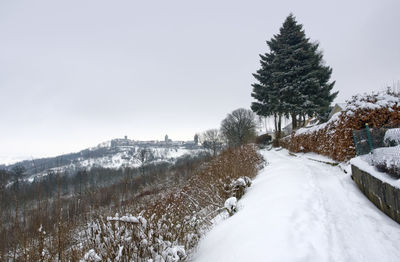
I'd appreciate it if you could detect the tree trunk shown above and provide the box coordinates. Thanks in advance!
[278,113,282,139]
[291,113,297,130]
[264,117,268,133]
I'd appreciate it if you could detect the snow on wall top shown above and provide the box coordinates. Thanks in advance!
[351,156,400,189]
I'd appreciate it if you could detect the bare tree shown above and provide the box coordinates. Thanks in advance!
[220,108,258,147]
[200,129,222,157]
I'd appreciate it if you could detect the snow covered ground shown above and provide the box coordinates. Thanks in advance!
[193,149,400,262]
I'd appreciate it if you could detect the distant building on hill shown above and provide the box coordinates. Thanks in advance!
[165,134,172,143]
[111,136,135,147]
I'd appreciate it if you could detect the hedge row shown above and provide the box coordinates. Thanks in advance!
[281,92,400,161]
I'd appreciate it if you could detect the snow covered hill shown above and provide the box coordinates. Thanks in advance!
[1,138,204,181]
[44,145,202,172]
[193,149,400,262]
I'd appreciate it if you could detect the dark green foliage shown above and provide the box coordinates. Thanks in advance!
[318,106,333,123]
[251,13,338,131]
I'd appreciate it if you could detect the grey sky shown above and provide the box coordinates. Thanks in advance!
[1,0,399,160]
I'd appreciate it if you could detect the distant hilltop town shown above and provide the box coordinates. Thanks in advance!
[0,135,202,176]
[109,135,198,149]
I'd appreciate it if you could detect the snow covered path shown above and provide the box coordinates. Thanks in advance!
[193,149,400,262]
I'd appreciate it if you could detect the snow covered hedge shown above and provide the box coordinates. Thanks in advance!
[282,91,400,161]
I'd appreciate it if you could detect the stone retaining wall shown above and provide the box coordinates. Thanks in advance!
[351,165,400,223]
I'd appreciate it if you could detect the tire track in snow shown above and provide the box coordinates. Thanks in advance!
[297,153,400,262]
[277,152,333,261]
[300,159,351,262]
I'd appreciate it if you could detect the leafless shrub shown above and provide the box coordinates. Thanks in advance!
[78,145,264,261]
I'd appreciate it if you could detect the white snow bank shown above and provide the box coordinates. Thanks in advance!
[224,197,237,215]
[107,213,140,223]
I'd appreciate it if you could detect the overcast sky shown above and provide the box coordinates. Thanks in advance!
[1,0,399,161]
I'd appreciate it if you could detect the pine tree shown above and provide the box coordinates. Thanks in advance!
[251,50,284,138]
[251,13,338,132]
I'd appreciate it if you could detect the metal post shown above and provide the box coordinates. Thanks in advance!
[352,130,359,156]
[365,123,374,153]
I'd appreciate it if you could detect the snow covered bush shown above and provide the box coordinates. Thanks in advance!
[384,128,400,147]
[81,213,187,261]
[162,246,186,262]
[224,197,237,216]
[369,128,400,178]
[372,145,400,178]
[224,176,252,199]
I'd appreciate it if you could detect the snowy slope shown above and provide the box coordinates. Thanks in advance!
[56,147,201,170]
[20,146,204,183]
[193,149,400,262]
